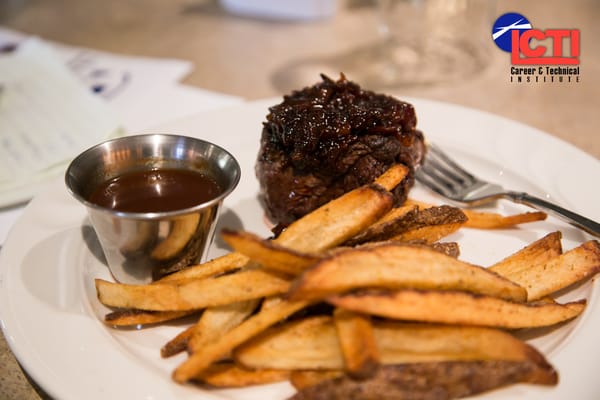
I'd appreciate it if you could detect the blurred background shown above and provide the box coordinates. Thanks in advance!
[0,0,598,398]
[0,0,598,155]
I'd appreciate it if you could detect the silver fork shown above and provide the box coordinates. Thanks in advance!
[415,143,600,238]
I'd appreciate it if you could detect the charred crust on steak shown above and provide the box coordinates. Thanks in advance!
[256,74,425,226]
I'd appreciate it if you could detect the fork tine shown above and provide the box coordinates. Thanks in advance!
[427,144,477,185]
[415,166,455,198]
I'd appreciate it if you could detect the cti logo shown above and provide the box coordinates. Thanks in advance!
[492,13,580,65]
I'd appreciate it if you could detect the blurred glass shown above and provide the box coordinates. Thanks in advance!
[370,0,496,86]
[272,0,496,91]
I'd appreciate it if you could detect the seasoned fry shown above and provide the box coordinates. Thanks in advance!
[221,229,321,275]
[333,308,379,379]
[428,241,461,258]
[329,290,586,329]
[157,251,249,283]
[391,222,464,244]
[96,269,290,311]
[173,299,310,382]
[509,240,600,301]
[196,363,290,387]
[105,309,196,327]
[346,205,466,246]
[289,360,557,400]
[151,214,200,260]
[376,204,419,223]
[235,317,553,370]
[489,231,563,277]
[187,299,259,354]
[275,184,394,252]
[288,243,526,302]
[405,198,548,229]
[161,324,195,358]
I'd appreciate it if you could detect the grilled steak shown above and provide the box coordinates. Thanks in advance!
[256,74,425,226]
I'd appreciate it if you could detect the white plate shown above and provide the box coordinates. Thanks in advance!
[1,98,599,400]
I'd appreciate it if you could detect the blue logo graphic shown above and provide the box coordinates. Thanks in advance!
[492,13,532,52]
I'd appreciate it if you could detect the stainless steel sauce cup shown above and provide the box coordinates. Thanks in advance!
[65,133,241,284]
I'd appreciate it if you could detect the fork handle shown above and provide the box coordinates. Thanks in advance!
[505,192,600,238]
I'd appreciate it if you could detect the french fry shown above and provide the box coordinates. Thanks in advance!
[373,164,409,191]
[333,308,380,379]
[221,229,321,275]
[390,222,464,244]
[195,363,290,387]
[374,204,418,225]
[105,309,197,327]
[329,290,586,329]
[288,243,526,302]
[96,269,290,311]
[275,184,394,252]
[161,324,195,358]
[173,299,310,382]
[234,316,343,370]
[151,214,200,260]
[405,198,548,229]
[428,241,460,258]
[290,370,344,390]
[289,360,557,400]
[463,210,547,229]
[157,251,249,283]
[509,240,600,301]
[235,316,553,371]
[489,231,563,277]
[346,205,466,246]
[187,299,260,354]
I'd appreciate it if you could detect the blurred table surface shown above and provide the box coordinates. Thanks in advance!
[1,0,598,399]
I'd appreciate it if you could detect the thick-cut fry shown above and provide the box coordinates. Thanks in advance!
[151,214,200,260]
[195,363,290,387]
[373,164,409,191]
[161,324,195,358]
[489,231,563,277]
[105,309,196,327]
[329,290,586,329]
[235,316,342,370]
[376,204,419,224]
[235,317,552,371]
[221,229,321,275]
[275,184,394,252]
[463,210,547,229]
[173,299,309,382]
[288,243,526,302]
[333,308,379,379]
[390,222,464,244]
[509,240,600,301]
[96,269,290,311]
[289,360,557,400]
[187,299,259,354]
[346,205,466,246]
[290,370,344,390]
[158,251,249,283]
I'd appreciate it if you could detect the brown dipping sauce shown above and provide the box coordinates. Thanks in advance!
[88,168,222,213]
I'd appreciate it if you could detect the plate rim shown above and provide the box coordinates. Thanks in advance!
[1,96,599,400]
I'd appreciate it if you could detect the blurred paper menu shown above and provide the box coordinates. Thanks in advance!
[0,38,121,193]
